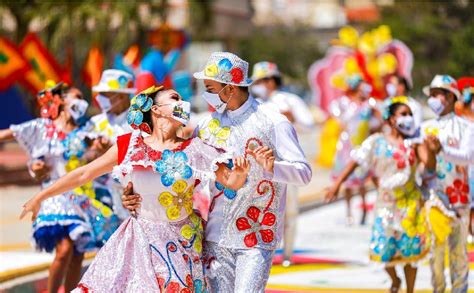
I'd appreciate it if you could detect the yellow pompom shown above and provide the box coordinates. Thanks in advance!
[45,80,57,89]
[378,53,398,75]
[428,207,453,245]
[338,26,359,48]
[344,58,360,74]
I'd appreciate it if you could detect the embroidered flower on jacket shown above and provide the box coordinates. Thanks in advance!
[236,206,276,248]
[446,179,470,205]
[198,118,231,148]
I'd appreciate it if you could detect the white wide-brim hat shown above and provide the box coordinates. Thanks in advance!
[92,69,136,94]
[251,61,281,81]
[193,52,253,87]
[422,74,460,99]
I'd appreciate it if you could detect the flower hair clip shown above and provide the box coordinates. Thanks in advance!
[382,95,409,120]
[127,85,164,134]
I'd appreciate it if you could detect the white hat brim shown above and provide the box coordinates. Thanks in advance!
[92,85,136,94]
[423,85,461,99]
[193,71,253,87]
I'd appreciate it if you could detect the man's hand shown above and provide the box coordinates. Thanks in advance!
[30,160,51,182]
[246,146,274,174]
[425,135,442,154]
[91,137,112,158]
[122,182,141,217]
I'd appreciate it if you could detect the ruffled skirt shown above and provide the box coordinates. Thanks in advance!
[73,215,206,293]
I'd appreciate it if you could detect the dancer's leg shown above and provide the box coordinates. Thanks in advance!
[403,264,417,293]
[203,241,236,293]
[283,186,299,266]
[234,248,274,293]
[385,266,401,293]
[48,237,74,293]
[64,252,84,292]
[359,185,367,225]
[344,188,353,225]
[448,215,469,293]
[430,240,447,293]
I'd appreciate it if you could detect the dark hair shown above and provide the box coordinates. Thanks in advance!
[397,76,411,93]
[140,91,161,131]
[387,102,409,119]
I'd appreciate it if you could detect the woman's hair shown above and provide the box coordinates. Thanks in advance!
[396,76,411,93]
[387,102,408,120]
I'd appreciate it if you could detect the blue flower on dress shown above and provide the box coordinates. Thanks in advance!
[193,279,204,292]
[371,217,396,262]
[155,150,193,187]
[215,160,237,200]
[397,233,421,257]
[62,130,87,160]
[436,157,453,180]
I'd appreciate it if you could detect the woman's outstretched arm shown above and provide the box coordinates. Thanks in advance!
[325,160,359,202]
[0,129,14,142]
[20,144,118,221]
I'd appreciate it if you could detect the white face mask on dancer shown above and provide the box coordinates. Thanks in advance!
[395,115,416,136]
[96,94,112,112]
[251,84,268,99]
[157,101,191,125]
[427,96,445,117]
[202,85,232,113]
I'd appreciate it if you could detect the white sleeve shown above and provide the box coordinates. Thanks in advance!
[442,123,474,165]
[266,121,312,186]
[290,97,315,131]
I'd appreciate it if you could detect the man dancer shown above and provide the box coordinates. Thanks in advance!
[422,74,470,293]
[123,52,312,292]
[251,61,315,267]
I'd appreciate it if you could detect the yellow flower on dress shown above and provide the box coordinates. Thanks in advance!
[394,181,421,209]
[65,156,96,198]
[158,180,194,220]
[180,213,204,253]
[401,206,427,238]
[95,119,114,138]
[198,118,231,148]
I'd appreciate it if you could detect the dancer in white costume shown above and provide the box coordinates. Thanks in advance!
[421,75,471,293]
[251,61,315,267]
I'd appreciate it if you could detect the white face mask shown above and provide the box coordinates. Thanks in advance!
[157,101,191,125]
[386,83,397,97]
[251,84,268,99]
[202,85,231,113]
[395,115,416,136]
[427,96,445,117]
[68,99,89,124]
[96,94,112,112]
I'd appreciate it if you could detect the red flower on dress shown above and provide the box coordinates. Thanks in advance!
[230,68,244,84]
[446,179,470,205]
[392,145,415,169]
[236,206,276,247]
[131,150,145,161]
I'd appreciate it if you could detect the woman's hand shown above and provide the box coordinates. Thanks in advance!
[19,197,41,221]
[325,184,341,203]
[424,136,442,154]
[246,146,275,174]
[232,156,251,177]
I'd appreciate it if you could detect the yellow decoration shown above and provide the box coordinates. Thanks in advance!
[351,120,369,146]
[107,79,120,90]
[205,63,219,78]
[141,85,163,95]
[198,118,231,148]
[401,206,427,238]
[428,206,453,245]
[338,26,359,48]
[158,180,194,220]
[90,198,113,218]
[378,53,398,76]
[425,126,439,137]
[344,58,360,75]
[45,80,57,89]
[330,74,346,90]
[180,213,204,253]
[317,118,342,168]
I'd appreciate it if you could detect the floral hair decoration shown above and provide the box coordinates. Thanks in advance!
[127,85,164,134]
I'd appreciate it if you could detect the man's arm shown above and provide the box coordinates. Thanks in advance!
[267,121,312,186]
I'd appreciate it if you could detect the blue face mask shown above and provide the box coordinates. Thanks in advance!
[427,97,445,116]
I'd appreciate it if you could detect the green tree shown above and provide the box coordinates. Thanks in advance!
[373,1,474,93]
[238,24,322,88]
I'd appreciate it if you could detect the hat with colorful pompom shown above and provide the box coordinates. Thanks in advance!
[193,52,253,87]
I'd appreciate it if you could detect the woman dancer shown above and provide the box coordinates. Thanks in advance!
[330,75,380,225]
[20,86,260,292]
[0,83,117,292]
[327,96,437,293]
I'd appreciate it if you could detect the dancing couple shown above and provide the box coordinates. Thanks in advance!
[21,52,312,292]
